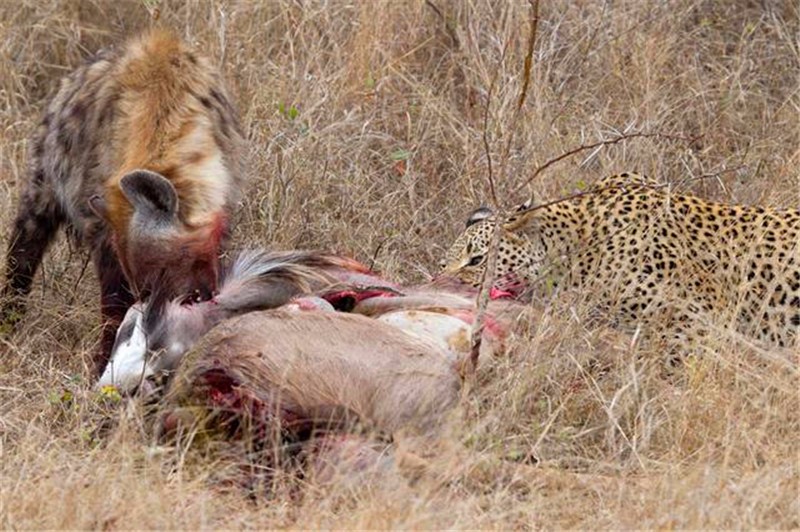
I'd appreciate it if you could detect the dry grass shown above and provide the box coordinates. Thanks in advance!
[1,0,798,528]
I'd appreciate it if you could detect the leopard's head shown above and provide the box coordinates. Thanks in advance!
[439,206,538,294]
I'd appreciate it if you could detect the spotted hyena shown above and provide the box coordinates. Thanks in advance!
[1,29,245,374]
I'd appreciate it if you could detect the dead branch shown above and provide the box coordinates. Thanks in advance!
[517,0,539,110]
[464,0,540,385]
[424,0,460,48]
[510,130,701,198]
[480,41,506,209]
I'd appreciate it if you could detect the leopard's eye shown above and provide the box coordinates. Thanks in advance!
[468,254,485,266]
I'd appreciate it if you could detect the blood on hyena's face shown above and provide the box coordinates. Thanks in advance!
[92,169,222,302]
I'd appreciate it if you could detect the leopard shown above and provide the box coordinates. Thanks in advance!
[440,172,800,350]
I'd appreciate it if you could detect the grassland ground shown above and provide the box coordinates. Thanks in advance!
[0,1,798,528]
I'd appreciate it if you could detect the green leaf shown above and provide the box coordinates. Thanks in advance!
[545,277,555,296]
[49,389,73,405]
[287,105,299,120]
[505,449,525,462]
[576,179,587,191]
[390,149,411,161]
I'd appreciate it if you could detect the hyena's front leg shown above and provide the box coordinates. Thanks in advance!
[1,180,64,328]
[93,239,134,376]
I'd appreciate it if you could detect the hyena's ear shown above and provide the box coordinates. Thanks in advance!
[120,170,178,224]
[465,206,493,227]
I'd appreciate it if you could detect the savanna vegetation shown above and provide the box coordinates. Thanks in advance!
[0,1,797,528]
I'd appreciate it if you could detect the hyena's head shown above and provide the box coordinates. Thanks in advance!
[90,169,224,303]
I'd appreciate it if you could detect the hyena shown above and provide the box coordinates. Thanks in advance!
[1,29,244,374]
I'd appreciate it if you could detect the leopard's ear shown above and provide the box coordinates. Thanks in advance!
[503,195,536,232]
[515,197,533,212]
[465,206,494,228]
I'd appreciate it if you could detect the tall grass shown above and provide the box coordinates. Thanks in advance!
[0,0,797,528]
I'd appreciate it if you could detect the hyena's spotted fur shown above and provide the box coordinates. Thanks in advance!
[1,30,244,373]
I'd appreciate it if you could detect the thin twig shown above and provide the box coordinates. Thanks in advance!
[424,0,460,48]
[67,251,92,306]
[672,164,747,193]
[368,238,389,271]
[511,130,701,198]
[517,0,539,110]
[511,180,664,220]
[464,0,540,384]
[548,1,608,128]
[481,47,504,208]
[496,0,539,194]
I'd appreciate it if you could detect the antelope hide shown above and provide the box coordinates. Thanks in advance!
[160,309,462,441]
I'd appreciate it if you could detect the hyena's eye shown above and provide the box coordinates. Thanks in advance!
[181,288,214,305]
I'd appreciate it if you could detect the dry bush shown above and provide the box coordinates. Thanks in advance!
[0,0,798,528]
